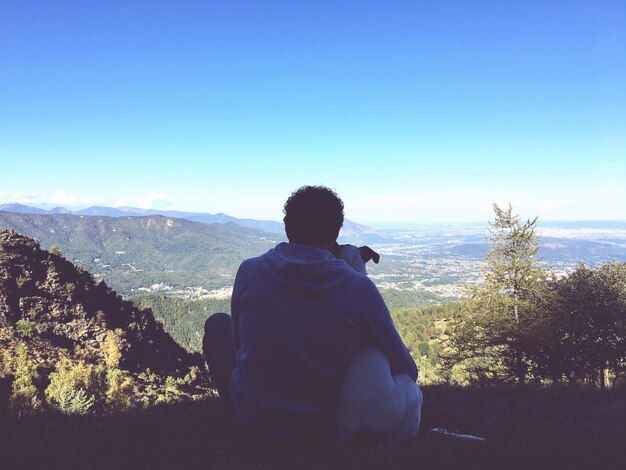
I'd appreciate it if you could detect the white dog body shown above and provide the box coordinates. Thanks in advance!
[336,347,423,442]
[333,246,421,442]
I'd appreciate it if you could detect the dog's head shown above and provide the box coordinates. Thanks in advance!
[358,246,380,264]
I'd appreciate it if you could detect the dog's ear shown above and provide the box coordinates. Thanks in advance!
[358,246,380,264]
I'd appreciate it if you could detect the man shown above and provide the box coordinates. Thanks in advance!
[203,185,421,441]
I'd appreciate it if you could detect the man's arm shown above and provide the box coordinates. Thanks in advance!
[359,279,418,381]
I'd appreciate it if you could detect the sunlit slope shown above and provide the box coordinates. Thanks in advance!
[0,211,276,294]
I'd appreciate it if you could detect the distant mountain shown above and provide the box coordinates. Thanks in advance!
[47,206,72,214]
[418,236,626,265]
[0,211,276,295]
[0,203,391,244]
[170,211,284,234]
[539,220,626,230]
[338,219,391,244]
[0,204,286,232]
[74,207,286,232]
[74,206,136,217]
[0,203,48,215]
[537,236,626,263]
[74,206,389,242]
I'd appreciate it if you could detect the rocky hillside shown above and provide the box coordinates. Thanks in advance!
[0,229,199,375]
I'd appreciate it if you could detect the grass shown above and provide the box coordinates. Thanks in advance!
[1,384,625,470]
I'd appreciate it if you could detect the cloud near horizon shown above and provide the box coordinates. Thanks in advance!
[1,190,174,211]
[2,186,625,225]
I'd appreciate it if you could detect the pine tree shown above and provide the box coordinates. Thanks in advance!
[448,204,548,383]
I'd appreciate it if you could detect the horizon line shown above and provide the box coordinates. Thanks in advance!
[2,201,626,228]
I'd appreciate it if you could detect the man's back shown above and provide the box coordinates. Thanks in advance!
[230,241,417,438]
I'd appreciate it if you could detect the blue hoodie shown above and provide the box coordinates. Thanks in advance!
[230,242,418,438]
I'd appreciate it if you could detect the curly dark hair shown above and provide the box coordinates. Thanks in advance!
[283,185,344,246]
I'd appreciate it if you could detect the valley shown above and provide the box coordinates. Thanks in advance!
[1,208,625,302]
[367,223,626,299]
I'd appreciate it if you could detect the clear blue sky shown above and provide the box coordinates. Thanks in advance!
[1,1,624,225]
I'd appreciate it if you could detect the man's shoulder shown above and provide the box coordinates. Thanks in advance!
[337,268,381,300]
[238,253,267,273]
[237,247,278,277]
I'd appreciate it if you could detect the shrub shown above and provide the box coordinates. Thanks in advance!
[180,366,200,385]
[45,359,105,412]
[56,384,95,415]
[15,319,36,339]
[102,330,123,368]
[49,244,61,255]
[9,344,42,415]
[95,310,107,327]
[16,275,28,289]
[418,341,430,357]
[1,350,13,375]
[105,368,135,411]
[157,376,182,404]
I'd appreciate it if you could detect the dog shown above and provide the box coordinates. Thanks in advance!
[336,347,422,442]
[332,243,380,275]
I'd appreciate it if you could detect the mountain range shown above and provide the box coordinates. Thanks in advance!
[0,203,391,296]
[0,203,390,244]
[4,203,622,302]
[0,210,277,295]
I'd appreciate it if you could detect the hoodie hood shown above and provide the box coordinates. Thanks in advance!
[259,242,358,296]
